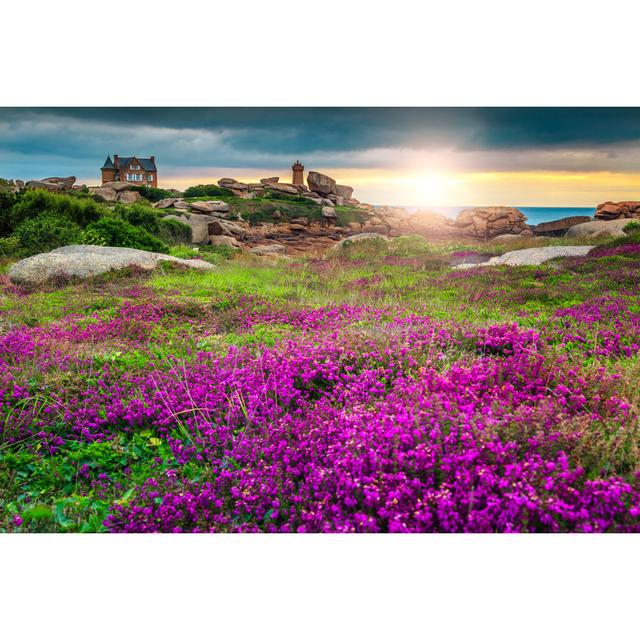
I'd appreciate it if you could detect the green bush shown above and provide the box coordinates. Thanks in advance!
[10,189,103,231]
[13,213,82,255]
[130,185,175,202]
[623,221,640,235]
[157,217,191,244]
[200,244,237,261]
[183,184,234,198]
[168,244,200,260]
[117,203,162,233]
[263,190,309,204]
[0,235,21,256]
[78,228,108,246]
[83,217,168,253]
[0,191,18,237]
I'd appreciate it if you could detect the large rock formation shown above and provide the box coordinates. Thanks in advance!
[454,245,594,269]
[454,207,529,239]
[534,215,592,236]
[594,201,640,220]
[565,219,633,239]
[162,214,215,244]
[189,200,230,213]
[8,245,215,285]
[89,186,141,204]
[117,190,141,205]
[267,183,300,196]
[307,171,337,196]
[26,176,77,192]
[331,233,390,251]
[374,208,450,237]
[334,184,354,200]
[218,178,249,192]
[154,197,179,209]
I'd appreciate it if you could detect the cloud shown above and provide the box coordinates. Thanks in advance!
[2,107,640,182]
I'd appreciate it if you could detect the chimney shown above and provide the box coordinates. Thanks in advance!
[150,156,155,163]
[114,154,118,166]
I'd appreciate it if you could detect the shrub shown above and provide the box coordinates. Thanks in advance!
[117,203,162,233]
[168,244,199,260]
[200,244,237,261]
[10,189,103,231]
[130,185,175,203]
[78,228,108,246]
[157,217,191,244]
[263,190,309,204]
[13,213,82,255]
[0,190,18,236]
[83,217,168,253]
[0,235,21,256]
[183,184,234,198]
[623,221,640,235]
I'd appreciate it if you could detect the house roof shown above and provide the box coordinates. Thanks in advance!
[115,156,157,171]
[101,155,115,169]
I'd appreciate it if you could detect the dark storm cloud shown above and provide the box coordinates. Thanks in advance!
[2,107,640,179]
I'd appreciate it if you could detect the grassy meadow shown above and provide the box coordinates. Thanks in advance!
[1,231,640,532]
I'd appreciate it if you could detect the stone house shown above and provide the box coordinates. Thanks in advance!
[101,155,158,187]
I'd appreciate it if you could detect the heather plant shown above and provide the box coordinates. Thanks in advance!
[1,242,640,533]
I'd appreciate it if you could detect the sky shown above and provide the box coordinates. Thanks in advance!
[1,107,640,208]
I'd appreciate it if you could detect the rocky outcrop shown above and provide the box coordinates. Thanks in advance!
[162,214,216,244]
[334,184,354,200]
[267,183,300,196]
[373,208,450,238]
[594,201,640,220]
[101,181,135,192]
[8,245,214,285]
[209,236,240,248]
[189,200,230,214]
[250,244,287,255]
[332,233,390,251]
[154,197,179,209]
[26,180,63,192]
[321,206,337,224]
[260,177,279,185]
[218,178,249,192]
[90,186,141,204]
[565,219,632,239]
[117,190,141,204]
[454,245,594,269]
[534,216,592,236]
[307,171,336,196]
[454,207,529,239]
[26,176,76,192]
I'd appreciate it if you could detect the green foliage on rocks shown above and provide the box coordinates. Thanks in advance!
[13,214,82,255]
[10,189,102,230]
[157,217,191,244]
[130,185,175,202]
[83,217,168,253]
[183,184,234,198]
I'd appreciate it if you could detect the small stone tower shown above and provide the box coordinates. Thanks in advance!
[292,160,304,186]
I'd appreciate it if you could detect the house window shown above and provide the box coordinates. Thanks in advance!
[131,164,140,170]
[147,175,153,182]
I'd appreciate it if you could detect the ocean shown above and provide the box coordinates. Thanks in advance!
[426,206,596,226]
